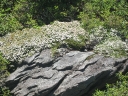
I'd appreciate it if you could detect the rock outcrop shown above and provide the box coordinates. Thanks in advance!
[6,49,128,96]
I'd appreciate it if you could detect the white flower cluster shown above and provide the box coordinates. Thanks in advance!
[94,37,128,58]
[89,26,119,44]
[90,26,128,58]
[0,21,86,62]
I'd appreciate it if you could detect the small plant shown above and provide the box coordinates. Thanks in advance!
[93,72,128,96]
[0,53,11,96]
[51,41,62,57]
[65,38,84,51]
[65,34,87,51]
[0,53,10,71]
[0,87,12,96]
[0,53,10,83]
[51,34,88,56]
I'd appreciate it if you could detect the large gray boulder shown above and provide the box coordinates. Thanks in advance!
[6,49,128,96]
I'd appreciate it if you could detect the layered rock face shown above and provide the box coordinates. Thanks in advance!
[6,49,128,96]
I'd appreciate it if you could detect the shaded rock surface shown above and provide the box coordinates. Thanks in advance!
[6,49,128,96]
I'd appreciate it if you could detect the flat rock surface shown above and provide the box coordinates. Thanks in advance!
[6,49,128,96]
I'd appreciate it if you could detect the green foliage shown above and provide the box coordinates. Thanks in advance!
[0,53,11,96]
[0,14,22,36]
[0,53,10,87]
[0,0,84,36]
[93,72,128,96]
[27,0,84,25]
[1,0,127,38]
[51,34,87,56]
[0,87,12,96]
[0,0,22,36]
[79,0,128,39]
[66,39,85,50]
[65,35,87,51]
[12,0,38,28]
[0,53,10,70]
[51,41,62,57]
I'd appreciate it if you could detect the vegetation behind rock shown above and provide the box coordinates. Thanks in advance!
[0,0,83,36]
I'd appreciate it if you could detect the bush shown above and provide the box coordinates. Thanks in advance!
[12,0,38,28]
[65,34,87,51]
[0,14,23,36]
[0,0,22,36]
[93,72,128,96]
[0,0,84,36]
[79,0,128,40]
[29,0,83,24]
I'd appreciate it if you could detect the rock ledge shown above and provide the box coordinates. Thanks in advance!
[6,49,128,96]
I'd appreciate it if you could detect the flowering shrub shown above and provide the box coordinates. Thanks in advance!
[89,26,120,43]
[94,37,128,58]
[84,25,128,58]
[0,21,86,62]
